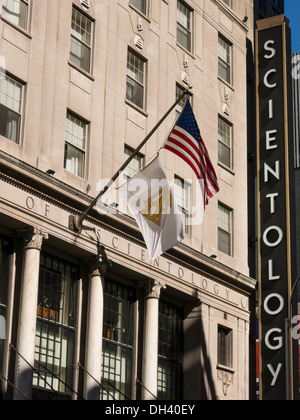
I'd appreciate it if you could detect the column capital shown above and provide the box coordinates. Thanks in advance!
[140,279,166,299]
[85,245,112,277]
[85,255,104,277]
[19,227,49,251]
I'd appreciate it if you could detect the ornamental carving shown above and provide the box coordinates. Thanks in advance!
[141,279,166,299]
[85,245,112,277]
[20,227,49,251]
[217,368,234,397]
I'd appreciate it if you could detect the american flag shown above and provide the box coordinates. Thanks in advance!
[164,100,219,208]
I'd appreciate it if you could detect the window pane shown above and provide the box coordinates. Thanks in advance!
[2,0,28,30]
[218,327,233,368]
[218,142,231,168]
[70,8,92,72]
[218,204,230,232]
[177,25,191,52]
[218,38,230,64]
[177,1,192,51]
[70,37,91,73]
[64,143,85,178]
[218,60,230,84]
[218,118,231,168]
[218,37,231,83]
[64,113,86,178]
[130,0,146,14]
[0,75,22,144]
[65,113,86,150]
[218,229,231,256]
[174,176,191,235]
[0,75,22,113]
[124,146,144,180]
[126,50,145,108]
[177,1,191,31]
[0,104,21,143]
[127,51,144,84]
[126,77,144,109]
[71,8,92,46]
[176,85,189,116]
[218,205,232,256]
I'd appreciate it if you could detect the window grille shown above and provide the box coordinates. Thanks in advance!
[33,254,78,399]
[101,279,134,401]
[0,236,11,381]
[158,301,183,400]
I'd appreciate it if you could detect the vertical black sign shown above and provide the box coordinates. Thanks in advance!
[256,16,295,400]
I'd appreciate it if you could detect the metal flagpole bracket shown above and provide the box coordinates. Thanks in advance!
[68,85,193,233]
[69,215,81,233]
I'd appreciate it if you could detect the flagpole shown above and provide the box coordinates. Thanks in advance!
[69,85,193,232]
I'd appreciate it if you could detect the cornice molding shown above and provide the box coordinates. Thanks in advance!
[0,150,256,293]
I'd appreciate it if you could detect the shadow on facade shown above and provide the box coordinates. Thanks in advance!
[184,304,217,400]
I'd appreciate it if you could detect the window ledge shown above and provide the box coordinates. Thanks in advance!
[176,42,195,60]
[216,364,235,374]
[68,61,95,82]
[128,4,151,23]
[218,161,235,176]
[0,15,32,39]
[125,99,148,117]
[217,76,235,92]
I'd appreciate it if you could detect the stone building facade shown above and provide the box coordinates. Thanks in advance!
[0,0,256,400]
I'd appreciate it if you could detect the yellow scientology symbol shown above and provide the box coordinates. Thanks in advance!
[140,186,172,226]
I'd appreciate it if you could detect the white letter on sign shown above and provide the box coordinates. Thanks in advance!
[267,364,283,387]
[265,328,283,351]
[264,40,276,59]
[264,293,284,316]
[263,226,283,248]
[264,69,277,88]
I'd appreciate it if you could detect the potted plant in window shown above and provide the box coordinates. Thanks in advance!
[37,296,59,322]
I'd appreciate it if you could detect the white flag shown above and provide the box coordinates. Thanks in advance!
[119,156,184,261]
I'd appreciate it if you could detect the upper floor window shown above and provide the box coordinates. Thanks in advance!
[64,111,87,178]
[126,49,146,110]
[70,7,93,73]
[218,326,233,368]
[2,0,29,30]
[130,0,147,15]
[0,74,23,144]
[174,176,192,235]
[175,85,191,118]
[177,1,192,53]
[123,145,144,181]
[218,117,232,169]
[218,203,233,256]
[218,35,232,85]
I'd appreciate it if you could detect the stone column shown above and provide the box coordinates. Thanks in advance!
[142,279,166,400]
[14,228,48,400]
[83,255,106,400]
